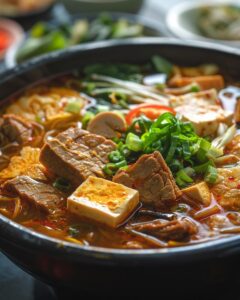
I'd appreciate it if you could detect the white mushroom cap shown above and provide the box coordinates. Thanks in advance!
[87,111,126,139]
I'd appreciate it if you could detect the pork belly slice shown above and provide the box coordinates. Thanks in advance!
[1,114,34,146]
[2,176,65,214]
[40,128,116,187]
[113,151,181,210]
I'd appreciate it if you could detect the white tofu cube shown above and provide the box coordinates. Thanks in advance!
[67,176,139,228]
[176,104,233,136]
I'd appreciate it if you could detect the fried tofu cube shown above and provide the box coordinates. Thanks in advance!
[176,104,233,136]
[67,176,139,228]
[182,182,211,206]
[169,75,224,90]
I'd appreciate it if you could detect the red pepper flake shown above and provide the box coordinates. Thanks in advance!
[215,194,222,201]
[228,176,235,181]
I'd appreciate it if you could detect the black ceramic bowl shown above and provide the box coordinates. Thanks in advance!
[0,38,240,295]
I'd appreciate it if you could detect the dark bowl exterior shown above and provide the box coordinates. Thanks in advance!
[1,38,240,292]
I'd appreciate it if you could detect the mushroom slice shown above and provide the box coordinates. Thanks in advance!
[87,112,126,139]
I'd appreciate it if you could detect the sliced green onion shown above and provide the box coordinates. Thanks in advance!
[194,161,212,174]
[190,84,201,93]
[207,146,223,159]
[170,159,182,172]
[119,144,131,157]
[204,165,218,184]
[53,178,71,192]
[103,160,127,176]
[65,100,83,114]
[109,150,123,163]
[85,82,96,93]
[176,176,186,188]
[126,133,143,152]
[68,226,80,237]
[165,136,178,163]
[176,169,194,184]
[82,111,95,129]
[200,138,211,152]
[151,55,173,77]
[97,105,109,113]
[35,115,44,124]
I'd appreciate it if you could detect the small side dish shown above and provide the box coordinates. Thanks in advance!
[166,1,240,46]
[0,55,240,250]
[198,5,240,41]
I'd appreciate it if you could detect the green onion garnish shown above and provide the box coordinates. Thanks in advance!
[126,133,143,152]
[82,111,95,129]
[204,165,218,184]
[65,100,82,114]
[53,178,71,192]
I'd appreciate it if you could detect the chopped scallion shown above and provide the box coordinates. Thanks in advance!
[126,133,143,152]
[53,178,71,192]
[204,165,218,184]
[65,100,83,114]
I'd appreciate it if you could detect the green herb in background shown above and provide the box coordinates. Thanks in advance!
[83,63,143,82]
[152,55,173,77]
[16,13,145,63]
[17,31,68,63]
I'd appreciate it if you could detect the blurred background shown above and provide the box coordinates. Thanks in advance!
[1,0,239,71]
[0,0,240,299]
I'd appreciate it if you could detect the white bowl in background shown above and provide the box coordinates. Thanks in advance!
[166,0,240,48]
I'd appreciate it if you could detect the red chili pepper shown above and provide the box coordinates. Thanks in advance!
[125,103,175,125]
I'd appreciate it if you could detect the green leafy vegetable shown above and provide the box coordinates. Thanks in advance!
[152,55,173,77]
[16,13,145,63]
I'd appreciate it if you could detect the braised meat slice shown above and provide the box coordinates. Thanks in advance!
[130,218,197,242]
[0,114,33,146]
[40,128,116,187]
[0,114,39,171]
[2,176,65,214]
[113,151,181,209]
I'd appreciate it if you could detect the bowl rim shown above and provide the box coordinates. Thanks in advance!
[166,0,240,46]
[1,37,240,263]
